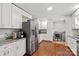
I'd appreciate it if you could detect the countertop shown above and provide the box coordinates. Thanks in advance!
[0,38,25,46]
[68,35,79,41]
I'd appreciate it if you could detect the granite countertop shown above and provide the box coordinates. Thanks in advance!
[0,38,25,46]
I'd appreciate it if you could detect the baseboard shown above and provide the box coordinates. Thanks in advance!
[65,42,69,46]
[53,41,64,44]
[64,43,76,56]
[67,46,75,56]
[39,40,52,44]
[39,40,66,45]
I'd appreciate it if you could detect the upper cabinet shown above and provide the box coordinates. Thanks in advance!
[11,4,22,28]
[0,4,2,28]
[2,3,12,28]
[72,9,79,29]
[0,3,32,29]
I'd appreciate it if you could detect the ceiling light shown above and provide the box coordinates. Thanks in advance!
[47,7,53,11]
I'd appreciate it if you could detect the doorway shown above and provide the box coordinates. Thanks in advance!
[53,20,66,43]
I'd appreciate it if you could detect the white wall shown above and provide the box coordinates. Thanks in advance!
[38,18,47,29]
[47,16,66,42]
[37,16,67,42]
[37,18,47,43]
[53,20,66,32]
[65,16,73,45]
[65,16,72,36]
[47,20,53,41]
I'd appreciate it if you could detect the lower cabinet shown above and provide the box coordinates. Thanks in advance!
[0,44,14,56]
[70,38,77,55]
[67,37,77,55]
[0,38,26,56]
[16,39,26,56]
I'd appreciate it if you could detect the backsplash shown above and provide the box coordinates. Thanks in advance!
[0,29,18,40]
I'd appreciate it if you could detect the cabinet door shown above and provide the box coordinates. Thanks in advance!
[67,37,77,55]
[21,39,26,55]
[75,15,79,28]
[72,9,79,29]
[0,43,16,56]
[16,39,26,56]
[2,3,12,28]
[0,4,2,28]
[12,4,22,28]
[70,38,77,55]
[0,46,5,56]
[7,42,17,56]
[0,44,10,56]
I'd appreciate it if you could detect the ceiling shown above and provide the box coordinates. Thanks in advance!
[16,3,79,18]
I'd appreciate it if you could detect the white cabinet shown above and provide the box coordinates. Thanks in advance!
[12,4,22,28]
[21,39,26,55]
[72,9,79,29]
[67,37,77,55]
[8,42,17,56]
[0,38,26,56]
[70,38,77,55]
[0,3,22,28]
[0,44,11,56]
[2,3,12,28]
[47,20,53,41]
[0,46,5,56]
[0,3,32,28]
[0,4,2,28]
[16,39,26,56]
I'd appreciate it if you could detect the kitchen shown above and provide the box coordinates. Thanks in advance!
[0,3,79,56]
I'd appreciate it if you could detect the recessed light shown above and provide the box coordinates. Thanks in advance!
[47,7,53,11]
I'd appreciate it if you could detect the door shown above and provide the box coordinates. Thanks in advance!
[2,3,12,28]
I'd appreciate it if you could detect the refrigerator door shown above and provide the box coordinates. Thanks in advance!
[22,20,31,55]
[22,20,38,55]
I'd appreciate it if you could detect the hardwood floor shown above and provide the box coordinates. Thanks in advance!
[32,41,75,56]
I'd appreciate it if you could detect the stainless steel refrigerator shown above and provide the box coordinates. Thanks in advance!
[22,20,38,55]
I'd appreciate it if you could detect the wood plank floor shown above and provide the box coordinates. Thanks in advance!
[32,41,75,56]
